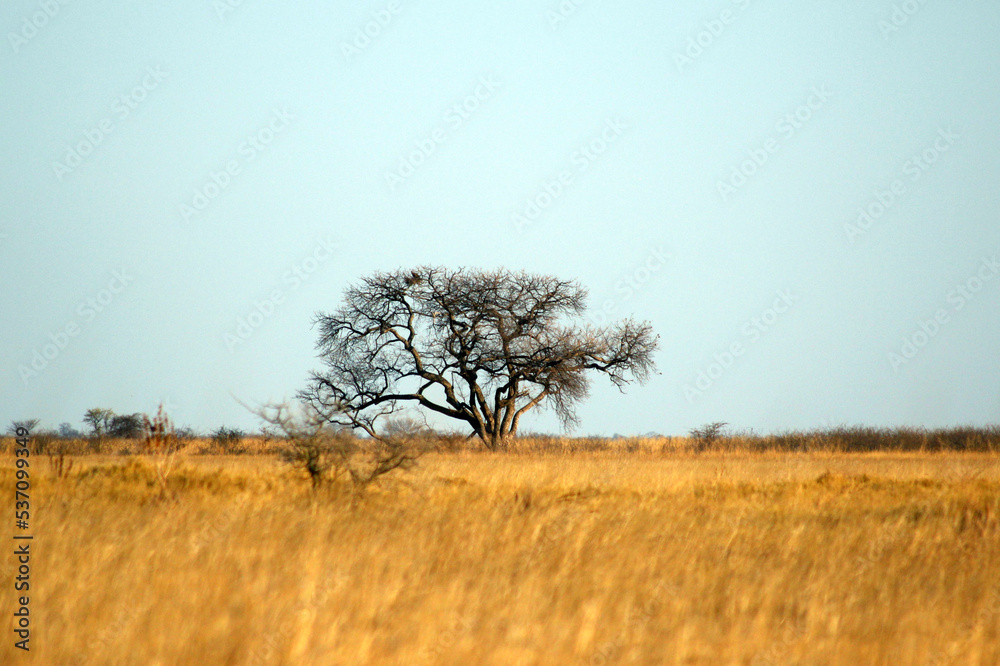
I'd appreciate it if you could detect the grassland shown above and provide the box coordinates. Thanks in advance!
[2,441,1000,665]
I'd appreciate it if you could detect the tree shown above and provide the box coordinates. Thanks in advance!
[83,408,114,437]
[108,413,144,438]
[7,419,40,435]
[689,421,728,451]
[58,423,82,438]
[255,401,419,492]
[299,266,658,451]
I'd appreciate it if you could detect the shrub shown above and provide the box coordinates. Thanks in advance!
[58,422,83,439]
[689,422,728,451]
[108,413,145,439]
[211,427,246,453]
[254,402,420,493]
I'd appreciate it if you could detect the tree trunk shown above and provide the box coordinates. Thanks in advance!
[488,429,509,452]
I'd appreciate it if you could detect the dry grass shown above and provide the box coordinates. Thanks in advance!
[2,448,1000,665]
[5,425,1000,458]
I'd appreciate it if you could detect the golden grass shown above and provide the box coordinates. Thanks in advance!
[5,423,1000,459]
[2,450,999,665]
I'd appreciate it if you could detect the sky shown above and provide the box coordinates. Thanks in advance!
[2,0,999,437]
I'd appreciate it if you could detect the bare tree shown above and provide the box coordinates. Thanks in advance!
[689,421,728,451]
[7,419,40,435]
[299,266,659,451]
[253,401,418,491]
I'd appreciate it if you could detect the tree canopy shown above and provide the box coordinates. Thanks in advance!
[299,266,658,450]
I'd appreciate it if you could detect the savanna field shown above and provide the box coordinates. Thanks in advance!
[2,432,1000,665]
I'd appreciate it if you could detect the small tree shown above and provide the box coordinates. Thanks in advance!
[7,419,40,435]
[108,413,144,439]
[83,409,114,437]
[381,414,432,436]
[300,266,658,451]
[253,401,418,492]
[689,422,728,451]
[84,408,114,453]
[58,423,82,439]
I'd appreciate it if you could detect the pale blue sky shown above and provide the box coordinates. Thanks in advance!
[3,0,999,436]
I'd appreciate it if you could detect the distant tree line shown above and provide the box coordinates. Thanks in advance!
[4,413,261,459]
[5,411,210,441]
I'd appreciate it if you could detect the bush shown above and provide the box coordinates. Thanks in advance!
[58,423,83,438]
[255,402,419,492]
[108,413,144,439]
[31,429,60,455]
[689,422,728,451]
[211,427,246,453]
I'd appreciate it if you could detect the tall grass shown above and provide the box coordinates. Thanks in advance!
[1,450,998,664]
[3,425,999,457]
